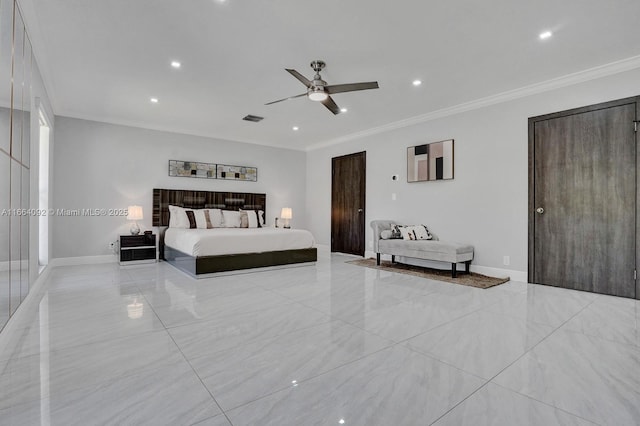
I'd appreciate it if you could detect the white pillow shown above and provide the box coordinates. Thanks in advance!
[413,225,432,240]
[399,226,414,240]
[168,205,190,229]
[400,225,433,240]
[246,210,259,228]
[222,210,242,228]
[240,209,259,228]
[193,209,208,229]
[258,210,265,227]
[207,209,224,227]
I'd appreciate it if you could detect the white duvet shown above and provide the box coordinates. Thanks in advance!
[164,227,316,257]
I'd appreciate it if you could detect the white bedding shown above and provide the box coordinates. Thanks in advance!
[164,227,316,257]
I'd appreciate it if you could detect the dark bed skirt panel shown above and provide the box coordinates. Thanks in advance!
[164,246,318,275]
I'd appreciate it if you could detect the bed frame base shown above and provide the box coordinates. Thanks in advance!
[164,246,318,277]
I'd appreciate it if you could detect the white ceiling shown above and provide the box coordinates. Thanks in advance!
[20,0,640,150]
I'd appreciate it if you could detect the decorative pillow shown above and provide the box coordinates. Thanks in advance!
[193,209,209,229]
[380,230,393,239]
[239,211,249,228]
[168,205,190,229]
[207,209,224,227]
[391,224,403,239]
[240,209,259,228]
[222,210,242,228]
[185,210,197,229]
[399,226,414,240]
[413,224,433,240]
[203,210,213,228]
[399,224,433,240]
[257,210,265,227]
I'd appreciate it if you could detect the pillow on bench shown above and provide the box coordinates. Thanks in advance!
[380,230,394,239]
[394,224,433,241]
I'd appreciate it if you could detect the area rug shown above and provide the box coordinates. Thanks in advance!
[346,258,510,289]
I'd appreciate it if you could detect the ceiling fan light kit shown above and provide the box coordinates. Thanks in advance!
[266,60,379,115]
[308,90,328,102]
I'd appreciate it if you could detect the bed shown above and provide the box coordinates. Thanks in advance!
[152,188,317,276]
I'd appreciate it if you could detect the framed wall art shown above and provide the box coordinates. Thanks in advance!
[217,164,258,182]
[168,160,217,179]
[407,139,454,182]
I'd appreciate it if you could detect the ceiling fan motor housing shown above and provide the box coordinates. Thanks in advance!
[310,60,326,72]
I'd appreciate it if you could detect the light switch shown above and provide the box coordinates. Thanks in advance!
[392,193,397,200]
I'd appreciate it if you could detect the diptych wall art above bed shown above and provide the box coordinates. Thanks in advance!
[217,164,258,181]
[168,160,258,182]
[407,139,454,182]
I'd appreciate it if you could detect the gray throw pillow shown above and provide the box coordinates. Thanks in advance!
[380,230,393,239]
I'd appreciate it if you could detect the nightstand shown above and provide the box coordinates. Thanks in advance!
[120,234,156,265]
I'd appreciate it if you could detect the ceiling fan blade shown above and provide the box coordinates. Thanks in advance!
[286,69,312,88]
[265,93,307,105]
[321,96,341,115]
[325,81,379,95]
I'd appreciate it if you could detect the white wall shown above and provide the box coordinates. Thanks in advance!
[306,67,640,277]
[52,117,306,259]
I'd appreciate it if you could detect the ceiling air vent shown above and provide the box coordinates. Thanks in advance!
[242,114,264,123]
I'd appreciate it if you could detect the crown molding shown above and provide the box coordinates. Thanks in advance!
[306,55,640,152]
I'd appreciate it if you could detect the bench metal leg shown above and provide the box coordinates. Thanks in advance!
[465,260,471,274]
[391,255,395,264]
[376,253,381,265]
[451,263,457,278]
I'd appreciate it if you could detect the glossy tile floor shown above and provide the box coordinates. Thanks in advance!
[0,250,639,425]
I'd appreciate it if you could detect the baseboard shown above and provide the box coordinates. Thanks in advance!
[49,254,117,267]
[363,251,527,282]
[0,264,53,369]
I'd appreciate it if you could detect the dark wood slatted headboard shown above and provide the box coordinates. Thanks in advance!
[152,188,266,227]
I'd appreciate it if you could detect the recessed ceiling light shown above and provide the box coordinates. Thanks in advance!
[292,126,299,131]
[171,61,181,69]
[412,80,422,86]
[539,31,552,40]
[150,97,159,103]
[340,108,348,113]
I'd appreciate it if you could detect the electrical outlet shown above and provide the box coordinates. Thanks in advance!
[503,255,510,266]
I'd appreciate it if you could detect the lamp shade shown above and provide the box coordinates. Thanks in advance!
[280,207,292,220]
[127,205,143,221]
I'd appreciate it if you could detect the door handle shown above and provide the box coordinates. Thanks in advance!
[536,207,545,214]
[358,209,363,213]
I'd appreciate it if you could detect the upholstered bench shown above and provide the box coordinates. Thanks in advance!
[371,220,474,278]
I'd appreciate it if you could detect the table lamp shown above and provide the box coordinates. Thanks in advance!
[281,207,292,229]
[127,205,143,235]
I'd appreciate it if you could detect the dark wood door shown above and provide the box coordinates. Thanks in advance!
[529,98,638,298]
[332,151,366,256]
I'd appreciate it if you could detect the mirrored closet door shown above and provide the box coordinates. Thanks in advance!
[0,0,34,331]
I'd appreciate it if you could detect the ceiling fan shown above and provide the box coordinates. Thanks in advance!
[265,60,379,115]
